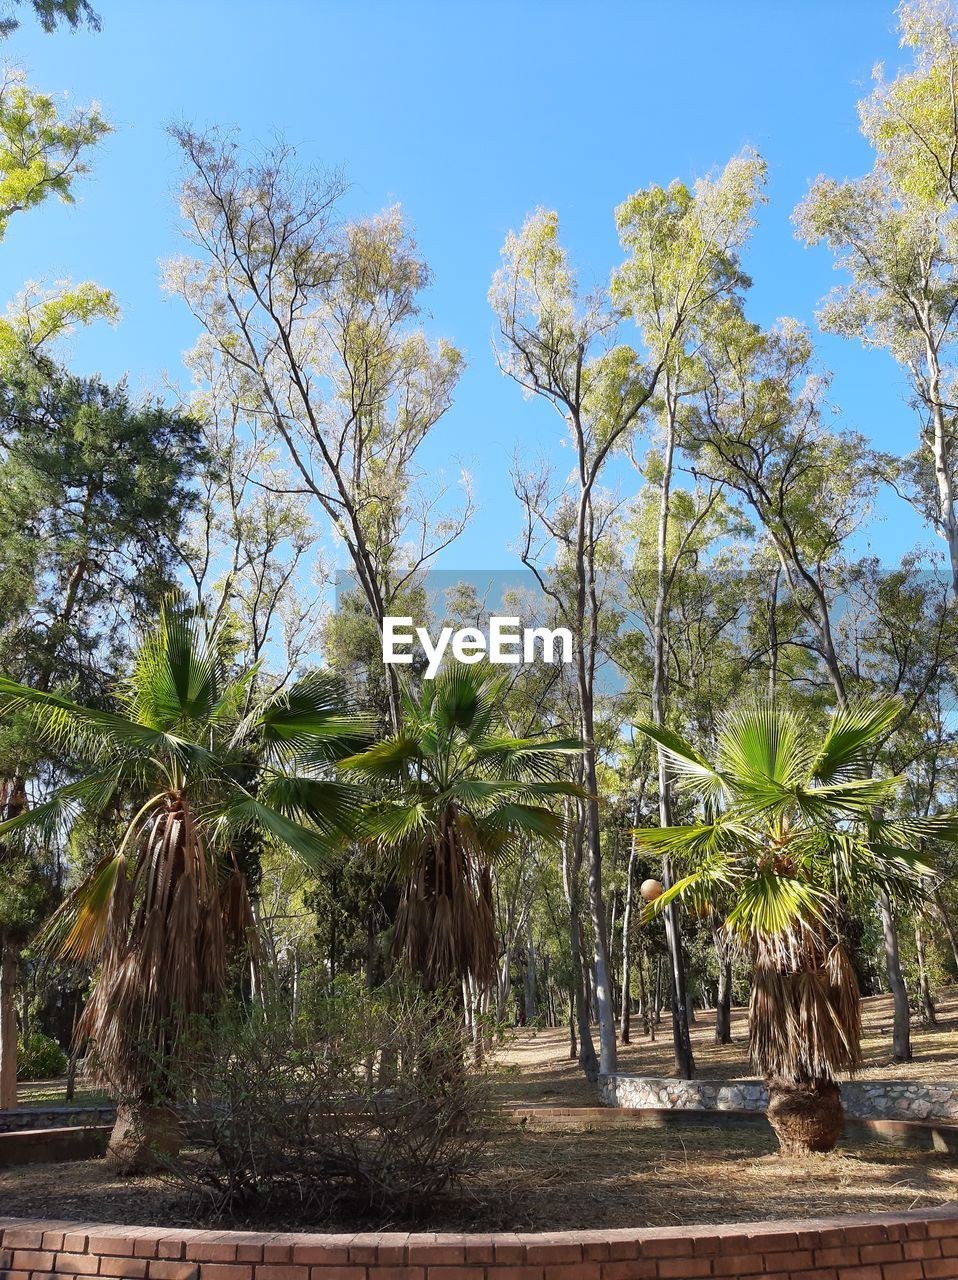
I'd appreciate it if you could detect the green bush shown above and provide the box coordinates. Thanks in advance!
[17,1032,68,1081]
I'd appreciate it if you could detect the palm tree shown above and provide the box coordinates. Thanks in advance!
[339,666,583,995]
[634,697,957,1154]
[0,600,369,1169]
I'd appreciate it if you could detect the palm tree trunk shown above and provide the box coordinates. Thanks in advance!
[766,1076,843,1155]
[105,1101,181,1173]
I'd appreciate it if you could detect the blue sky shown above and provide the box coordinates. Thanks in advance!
[0,0,932,572]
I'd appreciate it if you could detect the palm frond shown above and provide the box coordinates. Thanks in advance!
[717,699,815,789]
[633,719,728,802]
[248,670,375,762]
[725,871,831,939]
[481,801,566,843]
[338,733,423,779]
[124,597,224,730]
[810,697,902,784]
[209,794,346,869]
[37,852,128,965]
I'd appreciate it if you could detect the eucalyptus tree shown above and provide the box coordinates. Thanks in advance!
[0,601,370,1167]
[169,129,469,732]
[636,697,956,1153]
[686,308,926,1060]
[0,0,98,35]
[622,482,759,1043]
[182,345,325,687]
[491,153,765,1078]
[796,152,958,596]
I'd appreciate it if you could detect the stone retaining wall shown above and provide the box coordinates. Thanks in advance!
[598,1075,958,1122]
[0,1104,114,1133]
[3,1210,958,1280]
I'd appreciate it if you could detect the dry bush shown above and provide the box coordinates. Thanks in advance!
[153,976,492,1222]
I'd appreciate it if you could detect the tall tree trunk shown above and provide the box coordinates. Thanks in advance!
[652,396,695,1079]
[934,887,958,978]
[523,916,537,1024]
[0,939,18,1109]
[636,948,648,1033]
[925,333,958,598]
[580,714,616,1074]
[880,891,912,1061]
[915,916,937,1026]
[619,843,637,1044]
[562,806,597,1079]
[712,917,733,1044]
[570,428,616,1074]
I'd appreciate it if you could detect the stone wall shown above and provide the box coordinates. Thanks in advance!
[3,1210,958,1280]
[0,1104,115,1133]
[598,1074,958,1122]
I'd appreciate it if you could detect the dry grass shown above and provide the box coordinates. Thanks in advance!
[1,1119,956,1231]
[494,986,958,1106]
[5,987,958,1231]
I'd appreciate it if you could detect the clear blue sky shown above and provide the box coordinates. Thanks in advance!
[0,0,931,571]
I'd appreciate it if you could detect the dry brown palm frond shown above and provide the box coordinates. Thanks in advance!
[394,816,498,993]
[749,935,862,1084]
[77,794,250,1097]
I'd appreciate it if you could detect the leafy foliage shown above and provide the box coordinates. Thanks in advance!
[340,665,583,991]
[0,598,372,1097]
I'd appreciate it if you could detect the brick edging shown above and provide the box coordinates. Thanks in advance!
[3,1207,958,1280]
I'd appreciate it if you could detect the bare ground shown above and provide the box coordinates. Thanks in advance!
[4,988,958,1232]
[1,1120,956,1232]
[493,987,958,1106]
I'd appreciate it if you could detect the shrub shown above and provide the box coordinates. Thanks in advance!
[17,1032,68,1080]
[155,976,492,1223]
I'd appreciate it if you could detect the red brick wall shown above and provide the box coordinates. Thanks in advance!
[2,1208,958,1280]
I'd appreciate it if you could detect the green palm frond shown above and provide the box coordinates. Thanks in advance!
[427,663,505,735]
[250,670,375,762]
[810,697,902,783]
[633,719,728,802]
[725,871,830,939]
[0,675,211,770]
[736,775,902,824]
[443,777,586,808]
[716,699,815,789]
[473,735,585,780]
[339,733,424,779]
[632,818,758,861]
[123,597,225,730]
[210,794,346,870]
[482,801,566,843]
[361,801,432,844]
[254,772,364,837]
